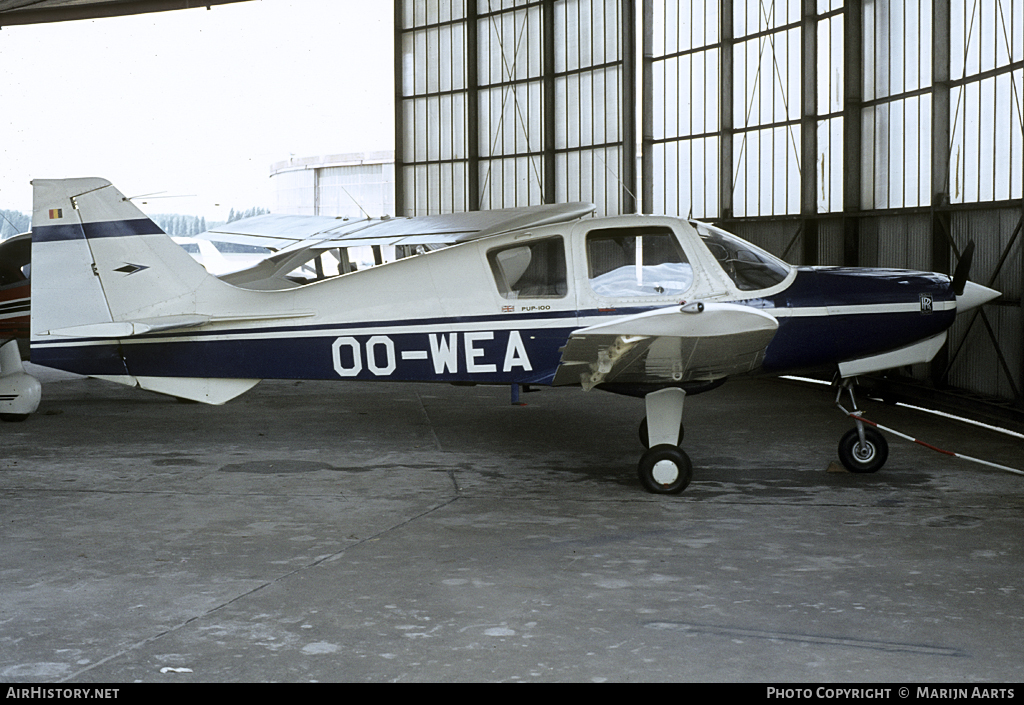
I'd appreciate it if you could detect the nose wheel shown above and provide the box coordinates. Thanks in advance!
[838,426,888,473]
[835,379,889,473]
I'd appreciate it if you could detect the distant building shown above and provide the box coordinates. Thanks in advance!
[270,151,395,218]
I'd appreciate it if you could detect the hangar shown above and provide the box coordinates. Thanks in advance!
[1,0,1023,684]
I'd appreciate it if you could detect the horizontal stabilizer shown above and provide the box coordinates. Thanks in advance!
[42,311,316,339]
[46,315,211,338]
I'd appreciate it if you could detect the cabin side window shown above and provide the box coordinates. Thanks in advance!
[488,237,568,299]
[586,226,693,297]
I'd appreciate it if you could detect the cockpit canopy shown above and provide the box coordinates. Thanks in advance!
[484,217,793,303]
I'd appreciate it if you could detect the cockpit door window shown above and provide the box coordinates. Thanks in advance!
[586,226,693,298]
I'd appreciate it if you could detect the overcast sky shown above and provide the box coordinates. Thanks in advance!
[0,0,394,220]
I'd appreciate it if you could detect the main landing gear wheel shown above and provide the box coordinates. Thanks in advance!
[838,427,889,473]
[637,444,693,494]
[638,416,684,448]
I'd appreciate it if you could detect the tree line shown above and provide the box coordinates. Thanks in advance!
[0,209,30,239]
[0,206,269,240]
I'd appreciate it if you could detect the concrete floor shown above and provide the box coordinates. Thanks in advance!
[2,369,1022,683]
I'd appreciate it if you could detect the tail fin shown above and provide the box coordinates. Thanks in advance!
[30,178,212,338]
[30,178,259,404]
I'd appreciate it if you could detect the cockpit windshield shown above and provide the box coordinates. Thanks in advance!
[691,222,792,291]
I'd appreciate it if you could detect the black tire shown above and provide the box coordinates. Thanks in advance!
[637,444,693,494]
[0,413,29,422]
[638,417,684,448]
[838,427,889,474]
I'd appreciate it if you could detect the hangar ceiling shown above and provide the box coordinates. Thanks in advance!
[0,0,251,27]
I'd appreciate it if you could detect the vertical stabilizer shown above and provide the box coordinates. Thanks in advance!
[29,178,260,404]
[31,178,212,340]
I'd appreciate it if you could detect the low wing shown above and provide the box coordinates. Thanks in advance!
[199,202,597,253]
[554,303,779,391]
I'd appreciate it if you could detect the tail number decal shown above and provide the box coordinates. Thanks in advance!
[332,332,532,378]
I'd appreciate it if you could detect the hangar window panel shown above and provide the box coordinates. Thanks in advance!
[861,95,932,209]
[478,3,543,85]
[398,4,471,215]
[398,0,634,217]
[951,71,1024,203]
[556,65,623,150]
[734,0,800,37]
[653,50,720,141]
[649,0,719,56]
[551,0,632,215]
[651,137,720,219]
[556,145,627,215]
[949,0,1024,204]
[733,27,801,128]
[732,125,802,217]
[479,155,545,207]
[475,1,546,210]
[816,116,844,214]
[815,10,844,214]
[647,0,721,218]
[951,0,1023,78]
[404,0,467,26]
[729,5,802,218]
[817,12,844,117]
[859,0,933,209]
[557,0,618,72]
[478,81,544,159]
[863,0,931,102]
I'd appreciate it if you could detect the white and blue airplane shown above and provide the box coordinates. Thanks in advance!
[4,177,1001,493]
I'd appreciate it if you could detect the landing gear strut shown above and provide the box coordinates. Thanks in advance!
[835,378,889,473]
[637,388,692,494]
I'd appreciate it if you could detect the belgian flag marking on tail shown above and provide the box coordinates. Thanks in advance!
[48,208,62,219]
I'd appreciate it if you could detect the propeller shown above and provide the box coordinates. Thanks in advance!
[951,240,975,297]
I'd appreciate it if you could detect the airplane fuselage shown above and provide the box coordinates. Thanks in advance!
[30,214,962,391]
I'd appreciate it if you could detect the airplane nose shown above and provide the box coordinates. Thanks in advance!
[956,280,1000,313]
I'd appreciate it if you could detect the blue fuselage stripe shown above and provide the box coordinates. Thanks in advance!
[30,269,959,384]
